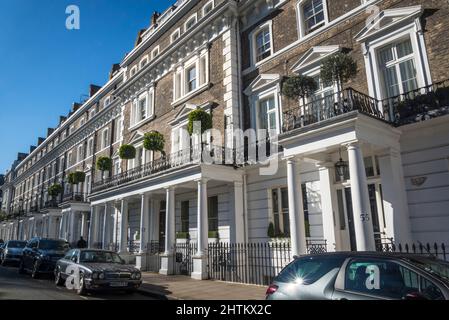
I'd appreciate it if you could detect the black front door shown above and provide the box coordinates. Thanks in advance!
[159,201,166,252]
[344,188,357,251]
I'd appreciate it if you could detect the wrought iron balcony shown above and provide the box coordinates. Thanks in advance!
[92,144,236,194]
[381,79,449,126]
[282,88,386,132]
[43,199,60,209]
[62,192,87,203]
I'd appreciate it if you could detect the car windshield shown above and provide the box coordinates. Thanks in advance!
[79,251,124,264]
[38,240,69,251]
[275,256,346,285]
[409,257,449,281]
[8,241,26,248]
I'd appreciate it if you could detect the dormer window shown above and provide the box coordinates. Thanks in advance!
[184,14,197,32]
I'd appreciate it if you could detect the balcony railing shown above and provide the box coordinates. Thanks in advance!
[381,79,449,126]
[43,199,60,209]
[92,144,236,193]
[282,88,385,132]
[62,192,87,203]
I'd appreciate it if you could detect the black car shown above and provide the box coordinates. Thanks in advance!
[266,252,449,300]
[54,249,142,295]
[19,238,70,278]
[1,240,27,266]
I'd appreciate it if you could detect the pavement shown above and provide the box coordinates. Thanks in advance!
[138,272,267,300]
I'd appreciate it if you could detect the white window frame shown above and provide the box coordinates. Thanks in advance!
[296,0,329,39]
[172,49,209,104]
[151,46,160,60]
[130,65,138,77]
[202,0,214,17]
[253,88,282,136]
[140,55,149,68]
[103,96,111,108]
[86,138,94,157]
[101,128,109,150]
[171,28,181,43]
[249,20,274,66]
[67,152,73,167]
[89,108,96,119]
[77,144,84,163]
[184,13,197,32]
[129,87,155,129]
[79,117,85,127]
[363,27,431,101]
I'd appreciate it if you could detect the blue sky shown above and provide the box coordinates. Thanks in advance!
[0,0,173,174]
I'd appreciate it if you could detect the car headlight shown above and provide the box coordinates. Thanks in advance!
[98,272,105,280]
[40,254,50,261]
[135,272,141,280]
[92,272,99,279]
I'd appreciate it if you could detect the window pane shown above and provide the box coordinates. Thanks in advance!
[255,28,271,62]
[336,190,346,230]
[382,66,400,98]
[303,0,324,33]
[208,196,218,232]
[399,60,418,92]
[396,39,413,58]
[187,67,197,92]
[364,156,375,177]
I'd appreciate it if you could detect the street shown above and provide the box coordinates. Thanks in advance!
[0,265,154,300]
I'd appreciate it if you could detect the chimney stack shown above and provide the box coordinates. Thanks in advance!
[37,137,45,146]
[151,11,160,26]
[72,102,82,113]
[134,29,147,47]
[89,84,101,97]
[59,116,67,125]
[109,63,121,80]
[29,146,37,153]
[17,153,28,161]
[47,128,55,137]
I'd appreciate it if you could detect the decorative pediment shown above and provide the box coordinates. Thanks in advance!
[291,46,340,73]
[244,74,281,96]
[169,102,212,126]
[355,5,423,42]
[128,130,145,145]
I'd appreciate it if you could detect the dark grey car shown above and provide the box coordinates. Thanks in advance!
[54,249,142,295]
[0,240,27,266]
[266,252,449,300]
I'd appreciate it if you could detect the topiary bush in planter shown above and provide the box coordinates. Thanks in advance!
[320,52,358,93]
[143,131,166,157]
[187,109,213,135]
[96,156,112,172]
[48,184,63,198]
[282,75,318,105]
[119,144,136,159]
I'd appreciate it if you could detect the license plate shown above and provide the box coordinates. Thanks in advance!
[110,282,128,287]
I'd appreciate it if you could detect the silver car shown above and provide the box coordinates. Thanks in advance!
[54,249,142,295]
[266,252,449,300]
[0,240,27,266]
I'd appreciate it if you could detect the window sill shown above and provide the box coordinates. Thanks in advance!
[128,114,156,131]
[171,83,211,108]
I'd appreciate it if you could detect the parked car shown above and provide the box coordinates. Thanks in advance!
[0,243,5,264]
[0,240,27,266]
[266,252,449,300]
[54,249,142,295]
[19,238,70,278]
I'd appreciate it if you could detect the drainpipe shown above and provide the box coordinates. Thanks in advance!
[242,173,249,243]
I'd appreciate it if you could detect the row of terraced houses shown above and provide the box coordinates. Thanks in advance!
[1,0,449,283]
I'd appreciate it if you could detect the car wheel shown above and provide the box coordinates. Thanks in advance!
[31,261,40,279]
[55,269,64,286]
[76,274,87,296]
[18,259,26,274]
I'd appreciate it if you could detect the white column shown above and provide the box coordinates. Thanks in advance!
[347,143,376,251]
[102,204,109,249]
[80,212,88,239]
[378,148,412,244]
[139,194,150,253]
[286,157,307,256]
[192,179,209,280]
[88,206,96,247]
[119,199,129,254]
[232,181,245,243]
[318,164,339,252]
[160,187,175,275]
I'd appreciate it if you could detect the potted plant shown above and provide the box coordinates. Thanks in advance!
[67,171,86,196]
[48,184,63,204]
[187,109,213,153]
[282,75,318,127]
[96,156,113,181]
[143,131,166,158]
[119,144,136,160]
[320,52,358,110]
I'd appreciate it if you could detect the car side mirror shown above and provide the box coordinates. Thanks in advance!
[403,292,428,301]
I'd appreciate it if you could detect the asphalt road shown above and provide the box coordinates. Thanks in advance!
[0,265,154,300]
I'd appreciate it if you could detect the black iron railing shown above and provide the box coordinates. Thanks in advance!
[376,242,448,261]
[381,79,449,126]
[282,88,385,132]
[173,242,197,276]
[306,239,328,254]
[62,192,86,203]
[92,144,236,193]
[43,199,60,209]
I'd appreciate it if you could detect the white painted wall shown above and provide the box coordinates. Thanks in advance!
[400,116,449,245]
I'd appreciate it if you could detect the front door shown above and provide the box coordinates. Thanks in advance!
[159,200,166,252]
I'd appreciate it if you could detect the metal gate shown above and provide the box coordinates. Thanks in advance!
[145,241,164,273]
[172,242,197,276]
